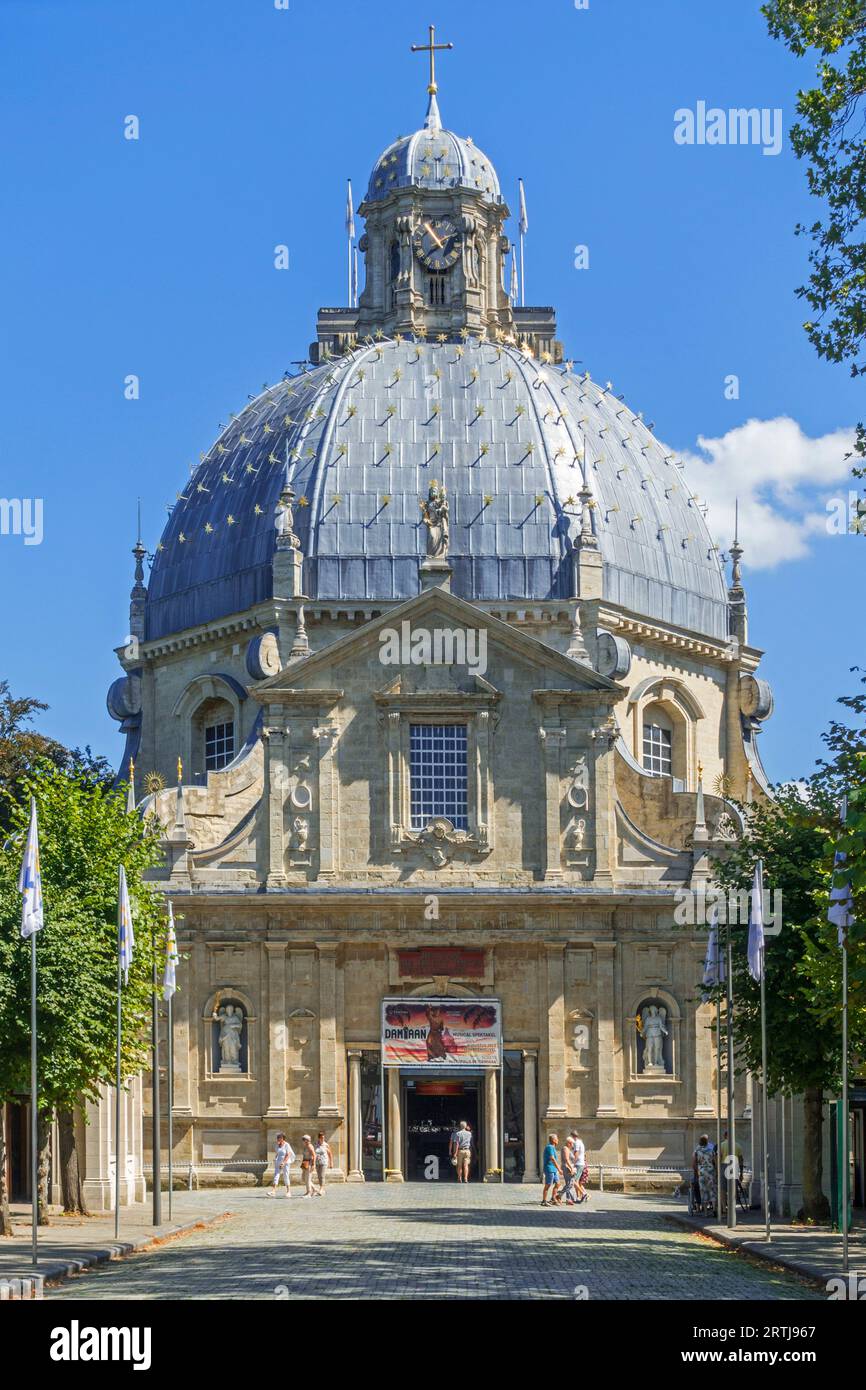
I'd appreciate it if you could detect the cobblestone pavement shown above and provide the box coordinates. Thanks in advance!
[47,1184,821,1301]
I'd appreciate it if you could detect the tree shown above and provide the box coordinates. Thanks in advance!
[0,681,114,833]
[704,682,866,1221]
[0,761,164,1228]
[763,1,866,468]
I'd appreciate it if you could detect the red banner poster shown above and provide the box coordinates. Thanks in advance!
[381,997,501,1068]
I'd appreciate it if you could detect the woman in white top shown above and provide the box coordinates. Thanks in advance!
[269,1133,295,1197]
[314,1131,333,1196]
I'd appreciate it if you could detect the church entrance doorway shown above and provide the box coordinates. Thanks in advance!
[404,1076,481,1181]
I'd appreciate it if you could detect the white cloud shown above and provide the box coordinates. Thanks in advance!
[671,417,857,568]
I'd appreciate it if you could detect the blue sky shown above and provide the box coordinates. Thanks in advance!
[0,0,861,782]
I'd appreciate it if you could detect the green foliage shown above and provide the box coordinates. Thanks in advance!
[0,761,166,1114]
[703,677,866,1095]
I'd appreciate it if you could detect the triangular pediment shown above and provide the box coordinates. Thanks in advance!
[253,588,622,700]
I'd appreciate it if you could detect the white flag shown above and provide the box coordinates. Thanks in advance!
[118,865,135,985]
[747,861,764,983]
[828,795,855,947]
[163,902,178,1001]
[518,178,528,235]
[18,796,44,939]
[345,179,355,240]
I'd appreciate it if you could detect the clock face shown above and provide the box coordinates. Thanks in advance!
[412,217,462,271]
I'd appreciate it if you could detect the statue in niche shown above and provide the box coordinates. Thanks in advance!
[638,1005,669,1073]
[567,754,590,811]
[213,1002,244,1072]
[290,816,309,855]
[420,481,450,559]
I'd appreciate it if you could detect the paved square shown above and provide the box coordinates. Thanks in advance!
[47,1184,820,1301]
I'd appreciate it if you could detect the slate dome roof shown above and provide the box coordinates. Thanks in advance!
[363,94,502,207]
[145,337,729,643]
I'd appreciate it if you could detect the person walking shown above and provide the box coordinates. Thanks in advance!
[570,1130,588,1203]
[449,1120,473,1183]
[300,1133,316,1197]
[269,1133,295,1197]
[561,1135,577,1204]
[542,1134,563,1206]
[692,1133,716,1214]
[314,1131,333,1196]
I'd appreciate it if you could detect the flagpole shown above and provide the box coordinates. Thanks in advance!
[167,992,174,1223]
[151,925,162,1227]
[115,866,122,1241]
[30,931,38,1267]
[759,897,771,1242]
[518,177,526,307]
[726,917,736,1229]
[715,994,722,1219]
[841,928,849,1273]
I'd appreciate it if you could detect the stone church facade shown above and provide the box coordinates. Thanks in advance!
[103,74,777,1188]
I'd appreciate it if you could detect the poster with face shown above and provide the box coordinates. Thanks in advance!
[381,998,501,1067]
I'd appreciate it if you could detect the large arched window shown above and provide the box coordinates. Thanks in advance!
[642,703,673,777]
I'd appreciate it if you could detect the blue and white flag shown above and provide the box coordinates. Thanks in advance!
[747,860,765,983]
[518,178,528,235]
[163,902,178,1002]
[701,901,725,999]
[345,179,355,240]
[118,865,135,985]
[18,796,44,939]
[828,795,855,948]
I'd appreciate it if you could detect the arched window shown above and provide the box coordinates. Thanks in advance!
[194,696,235,775]
[642,703,673,777]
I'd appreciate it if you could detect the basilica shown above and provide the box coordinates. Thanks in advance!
[98,51,778,1197]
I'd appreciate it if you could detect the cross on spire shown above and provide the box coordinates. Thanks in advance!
[410,24,453,95]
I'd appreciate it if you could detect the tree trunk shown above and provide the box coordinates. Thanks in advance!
[801,1086,831,1223]
[58,1109,87,1215]
[36,1109,52,1226]
[0,1106,12,1236]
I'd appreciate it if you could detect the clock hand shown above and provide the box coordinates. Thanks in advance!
[423,221,445,249]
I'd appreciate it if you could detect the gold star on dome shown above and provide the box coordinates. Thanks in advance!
[297,495,309,507]
[268,452,279,464]
[254,504,264,516]
[483,494,493,506]
[179,531,187,543]
[240,433,251,445]
[205,522,214,534]
[436,332,447,342]
[217,443,227,455]
[222,471,233,484]
[263,422,272,434]
[226,514,236,526]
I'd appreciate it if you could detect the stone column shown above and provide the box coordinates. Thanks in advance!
[317,942,341,1118]
[538,727,565,881]
[590,719,616,885]
[314,724,340,880]
[484,1068,499,1179]
[595,943,618,1117]
[171,947,192,1115]
[544,943,567,1118]
[263,710,288,887]
[265,943,289,1118]
[386,1068,403,1181]
[82,1084,113,1212]
[347,1050,365,1182]
[521,1051,540,1183]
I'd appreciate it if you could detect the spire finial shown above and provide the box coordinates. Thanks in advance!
[729,497,744,588]
[411,23,453,97]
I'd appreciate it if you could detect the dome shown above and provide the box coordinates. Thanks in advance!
[363,93,501,207]
[145,337,729,642]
